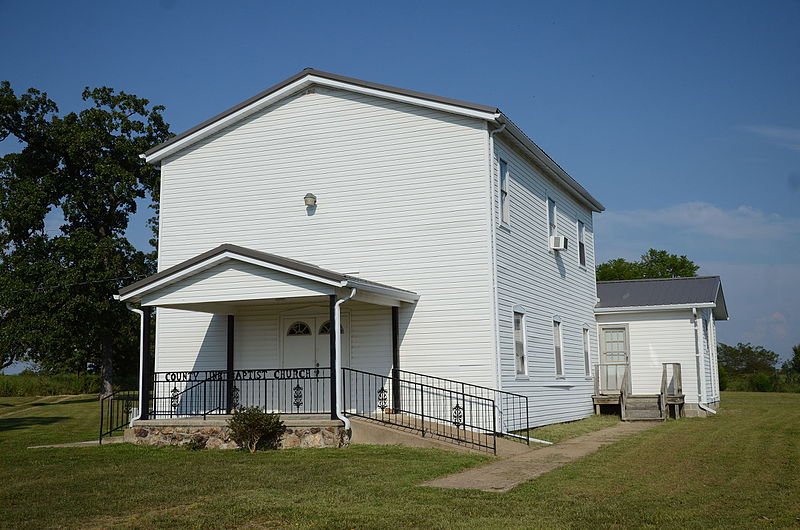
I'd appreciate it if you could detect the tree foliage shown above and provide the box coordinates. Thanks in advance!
[0,81,171,392]
[718,342,779,376]
[596,248,699,281]
[782,344,800,375]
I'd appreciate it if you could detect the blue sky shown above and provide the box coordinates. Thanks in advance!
[1,0,798,361]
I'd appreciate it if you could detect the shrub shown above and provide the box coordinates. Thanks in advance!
[227,408,286,453]
[749,373,773,392]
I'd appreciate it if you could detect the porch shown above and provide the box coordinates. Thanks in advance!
[592,362,685,421]
[110,244,529,454]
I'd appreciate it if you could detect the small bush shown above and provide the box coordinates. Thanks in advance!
[227,408,286,453]
[749,373,774,392]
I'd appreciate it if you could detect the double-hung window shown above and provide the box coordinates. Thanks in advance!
[577,220,586,266]
[553,319,564,376]
[547,197,557,240]
[499,159,510,225]
[514,309,526,375]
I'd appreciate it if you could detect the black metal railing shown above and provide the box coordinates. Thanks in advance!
[342,367,498,454]
[149,368,331,418]
[99,389,138,444]
[395,369,529,440]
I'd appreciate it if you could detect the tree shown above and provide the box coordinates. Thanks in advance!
[717,342,779,375]
[782,344,800,375]
[596,248,699,281]
[0,82,171,392]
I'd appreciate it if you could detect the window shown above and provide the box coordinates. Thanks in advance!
[318,321,344,335]
[577,220,586,266]
[513,310,526,375]
[553,319,564,376]
[499,159,510,225]
[286,321,311,336]
[547,198,557,239]
[583,327,591,377]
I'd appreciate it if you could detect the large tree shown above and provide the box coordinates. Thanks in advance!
[782,344,800,375]
[596,248,699,281]
[718,342,779,375]
[0,82,171,392]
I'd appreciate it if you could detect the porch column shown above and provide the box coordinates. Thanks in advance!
[226,314,235,413]
[140,306,153,420]
[329,294,337,420]
[391,306,400,413]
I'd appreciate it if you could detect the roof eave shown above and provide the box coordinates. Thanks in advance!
[594,302,716,314]
[495,115,605,213]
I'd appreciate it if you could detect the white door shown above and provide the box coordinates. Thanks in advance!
[600,326,629,393]
[280,314,350,369]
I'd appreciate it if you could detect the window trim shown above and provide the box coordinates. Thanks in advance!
[577,220,586,267]
[499,158,510,227]
[512,305,527,377]
[552,317,564,377]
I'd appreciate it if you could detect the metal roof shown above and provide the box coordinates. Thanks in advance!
[595,276,728,320]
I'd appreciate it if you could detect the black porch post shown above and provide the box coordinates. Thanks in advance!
[140,306,153,420]
[226,314,235,413]
[329,294,338,420]
[391,306,400,413]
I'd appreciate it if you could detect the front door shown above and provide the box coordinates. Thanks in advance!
[600,326,629,393]
[280,314,350,369]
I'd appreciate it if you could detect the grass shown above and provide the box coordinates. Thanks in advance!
[1,392,799,528]
[525,413,620,443]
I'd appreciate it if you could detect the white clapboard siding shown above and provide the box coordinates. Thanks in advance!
[596,310,703,404]
[155,300,392,375]
[492,137,599,426]
[155,86,495,386]
[142,260,334,306]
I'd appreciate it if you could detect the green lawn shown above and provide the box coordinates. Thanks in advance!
[1,392,798,529]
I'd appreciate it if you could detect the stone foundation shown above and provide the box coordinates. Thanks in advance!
[683,401,720,418]
[124,416,350,450]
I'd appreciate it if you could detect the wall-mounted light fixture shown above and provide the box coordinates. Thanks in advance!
[304,193,317,207]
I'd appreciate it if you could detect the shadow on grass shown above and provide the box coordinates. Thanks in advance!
[0,416,69,432]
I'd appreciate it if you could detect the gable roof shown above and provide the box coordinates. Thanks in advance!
[143,69,604,212]
[595,276,729,320]
[118,243,419,304]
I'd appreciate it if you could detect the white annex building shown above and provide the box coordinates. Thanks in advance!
[112,70,724,451]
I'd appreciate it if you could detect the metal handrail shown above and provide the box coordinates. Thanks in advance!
[395,368,529,440]
[342,367,498,454]
[99,389,137,444]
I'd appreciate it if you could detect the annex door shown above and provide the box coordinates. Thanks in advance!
[599,326,629,393]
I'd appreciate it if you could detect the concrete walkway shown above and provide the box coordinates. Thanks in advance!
[421,421,657,492]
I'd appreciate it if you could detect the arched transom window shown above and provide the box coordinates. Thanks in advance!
[286,321,312,336]
[318,320,344,335]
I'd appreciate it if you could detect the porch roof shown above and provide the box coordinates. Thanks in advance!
[118,243,419,307]
[595,276,728,320]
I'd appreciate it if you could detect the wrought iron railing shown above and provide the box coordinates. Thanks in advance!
[99,389,138,444]
[150,368,331,418]
[342,367,498,454]
[394,369,529,439]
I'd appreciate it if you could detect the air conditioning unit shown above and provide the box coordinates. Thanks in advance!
[550,235,568,251]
